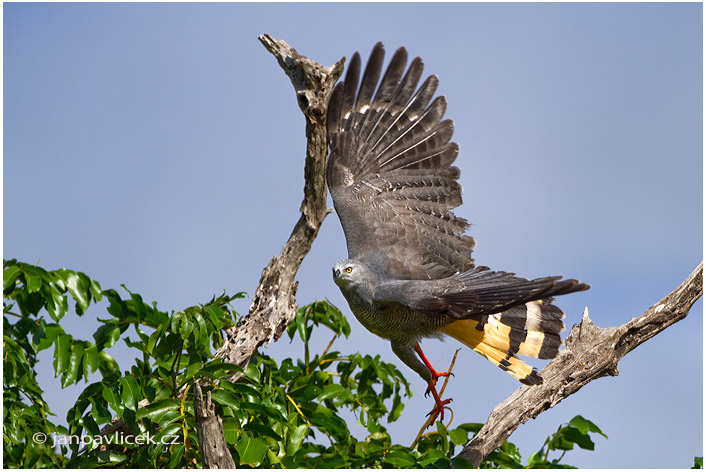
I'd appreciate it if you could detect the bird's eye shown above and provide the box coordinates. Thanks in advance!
[345,267,352,273]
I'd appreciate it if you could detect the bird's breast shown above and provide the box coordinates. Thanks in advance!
[340,288,447,342]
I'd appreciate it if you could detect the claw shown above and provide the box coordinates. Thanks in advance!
[426,400,452,423]
[425,379,453,422]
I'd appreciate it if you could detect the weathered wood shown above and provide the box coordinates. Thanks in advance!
[458,262,703,467]
[90,36,342,468]
[194,383,236,469]
[213,35,343,372]
[195,36,343,467]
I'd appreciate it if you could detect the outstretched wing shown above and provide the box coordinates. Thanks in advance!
[326,42,475,280]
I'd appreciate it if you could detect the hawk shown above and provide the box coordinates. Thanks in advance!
[326,43,589,422]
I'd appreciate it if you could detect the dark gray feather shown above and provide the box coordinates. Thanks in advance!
[327,43,474,279]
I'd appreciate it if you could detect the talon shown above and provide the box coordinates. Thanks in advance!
[424,377,453,424]
[426,398,452,423]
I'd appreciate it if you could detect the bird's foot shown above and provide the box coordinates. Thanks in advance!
[424,377,453,423]
[426,398,453,424]
[414,342,455,426]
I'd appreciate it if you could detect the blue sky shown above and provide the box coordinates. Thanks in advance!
[4,3,702,468]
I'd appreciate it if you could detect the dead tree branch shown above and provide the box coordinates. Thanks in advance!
[213,35,343,370]
[458,262,703,467]
[193,36,343,466]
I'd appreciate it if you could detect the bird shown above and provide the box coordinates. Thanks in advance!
[325,42,589,423]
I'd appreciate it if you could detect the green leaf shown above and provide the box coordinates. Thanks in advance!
[693,456,703,469]
[90,278,103,302]
[244,422,283,441]
[97,351,119,376]
[294,306,310,344]
[416,448,446,466]
[568,415,590,434]
[223,418,240,445]
[178,317,194,340]
[81,411,101,436]
[244,362,260,383]
[83,346,100,377]
[218,380,258,399]
[235,433,268,467]
[165,444,185,468]
[194,312,208,349]
[62,342,85,386]
[435,420,449,452]
[93,322,121,349]
[17,265,49,296]
[318,383,344,401]
[57,269,92,315]
[562,426,595,451]
[211,390,241,411]
[3,265,21,290]
[203,304,224,325]
[33,322,63,352]
[383,450,417,467]
[286,424,309,456]
[42,282,68,321]
[585,417,608,439]
[137,398,181,425]
[119,376,141,410]
[449,427,469,446]
[53,333,72,376]
[185,360,202,380]
[76,449,127,467]
[102,385,123,416]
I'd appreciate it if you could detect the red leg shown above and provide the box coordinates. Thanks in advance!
[415,342,452,423]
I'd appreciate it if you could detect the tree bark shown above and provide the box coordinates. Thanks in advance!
[194,383,236,468]
[212,34,343,372]
[193,36,343,467]
[457,262,703,467]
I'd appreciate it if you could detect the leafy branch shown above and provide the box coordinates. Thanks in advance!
[4,258,615,467]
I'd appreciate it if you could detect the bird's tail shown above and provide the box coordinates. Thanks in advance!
[439,300,566,385]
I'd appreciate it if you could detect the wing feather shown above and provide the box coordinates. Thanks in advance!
[327,43,473,279]
[400,267,590,319]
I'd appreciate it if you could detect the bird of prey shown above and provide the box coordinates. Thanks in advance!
[326,42,589,423]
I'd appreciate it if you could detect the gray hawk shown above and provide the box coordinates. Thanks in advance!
[326,42,589,423]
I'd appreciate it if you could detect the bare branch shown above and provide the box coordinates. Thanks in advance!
[458,262,703,467]
[91,36,342,467]
[194,383,236,468]
[213,35,343,371]
[193,36,343,466]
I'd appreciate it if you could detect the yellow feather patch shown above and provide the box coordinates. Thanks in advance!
[485,315,545,358]
[440,319,535,382]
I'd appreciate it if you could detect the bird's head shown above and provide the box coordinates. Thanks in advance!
[332,260,380,301]
[332,259,358,288]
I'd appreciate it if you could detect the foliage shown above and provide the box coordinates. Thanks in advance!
[4,259,615,468]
